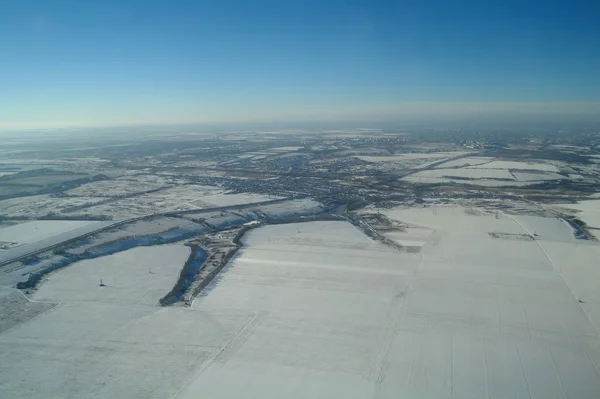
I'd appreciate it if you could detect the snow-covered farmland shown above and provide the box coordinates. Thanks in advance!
[191,192,280,208]
[404,158,570,186]
[512,171,566,182]
[270,146,304,152]
[381,225,434,249]
[0,220,100,245]
[65,185,280,219]
[469,160,560,172]
[0,220,113,265]
[34,245,191,305]
[0,286,56,334]
[0,244,256,398]
[357,152,467,162]
[0,195,107,218]
[512,215,577,242]
[1,174,88,187]
[180,212,600,398]
[403,161,569,186]
[403,175,530,187]
[2,208,600,398]
[358,154,437,162]
[540,241,600,332]
[0,302,254,398]
[63,185,219,219]
[65,175,171,197]
[434,156,493,168]
[555,199,600,229]
[408,167,515,180]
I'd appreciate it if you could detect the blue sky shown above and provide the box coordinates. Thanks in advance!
[1,0,599,128]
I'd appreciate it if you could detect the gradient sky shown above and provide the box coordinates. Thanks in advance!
[1,0,599,129]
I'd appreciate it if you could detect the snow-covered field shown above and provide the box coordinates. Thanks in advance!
[512,215,577,242]
[403,175,530,187]
[408,167,515,180]
[2,209,600,398]
[382,225,434,248]
[403,157,571,187]
[512,171,566,182]
[0,302,253,398]
[404,161,569,186]
[63,185,220,219]
[434,156,493,168]
[0,220,113,265]
[181,221,420,398]
[0,220,100,245]
[270,146,304,151]
[180,212,600,398]
[0,245,255,398]
[540,241,600,332]
[556,199,600,229]
[2,174,88,187]
[64,185,280,219]
[357,151,467,163]
[191,192,280,208]
[0,194,107,218]
[469,160,560,172]
[34,245,191,305]
[65,175,171,197]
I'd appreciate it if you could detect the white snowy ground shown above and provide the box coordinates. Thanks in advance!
[0,220,101,245]
[0,245,255,398]
[556,199,600,229]
[2,211,600,398]
[34,245,191,305]
[405,158,568,187]
[433,156,493,168]
[471,160,561,172]
[0,220,113,265]
[181,212,600,399]
[0,194,108,218]
[357,153,462,162]
[64,185,281,219]
[408,167,515,180]
[403,175,532,187]
[192,192,280,208]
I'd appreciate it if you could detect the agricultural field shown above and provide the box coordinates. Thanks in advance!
[1,128,600,398]
[0,220,101,245]
[555,199,600,229]
[356,151,470,169]
[402,155,578,187]
[0,174,89,187]
[409,167,515,180]
[177,212,600,398]
[64,188,281,220]
[0,195,108,218]
[0,220,113,265]
[34,245,191,305]
[64,175,171,197]
[468,160,561,172]
[512,171,566,181]
[403,175,528,187]
[433,156,493,168]
[0,248,254,398]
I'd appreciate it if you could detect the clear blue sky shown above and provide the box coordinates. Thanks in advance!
[1,0,599,129]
